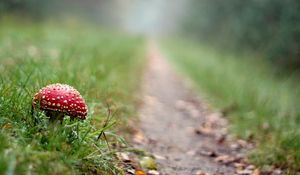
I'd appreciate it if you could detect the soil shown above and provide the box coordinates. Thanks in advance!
[133,42,252,175]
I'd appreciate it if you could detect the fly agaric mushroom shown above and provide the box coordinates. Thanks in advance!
[32,83,88,122]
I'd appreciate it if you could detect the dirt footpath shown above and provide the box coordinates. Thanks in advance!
[133,42,253,175]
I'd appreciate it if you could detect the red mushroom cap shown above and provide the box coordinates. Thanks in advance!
[33,83,88,119]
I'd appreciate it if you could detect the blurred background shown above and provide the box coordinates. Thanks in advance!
[1,0,300,68]
[0,0,187,36]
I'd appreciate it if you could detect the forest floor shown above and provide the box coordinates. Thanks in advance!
[133,42,256,175]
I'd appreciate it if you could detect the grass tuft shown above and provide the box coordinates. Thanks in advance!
[0,20,145,174]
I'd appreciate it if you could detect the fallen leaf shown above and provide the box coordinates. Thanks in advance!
[127,168,135,175]
[2,123,12,129]
[186,150,196,156]
[135,170,146,175]
[252,169,261,175]
[216,134,226,144]
[133,130,146,145]
[260,165,274,174]
[214,155,236,165]
[194,170,210,175]
[194,127,213,136]
[190,109,200,118]
[236,169,252,175]
[230,143,241,150]
[245,165,255,170]
[153,154,166,160]
[237,139,248,148]
[234,162,245,170]
[273,169,282,174]
[140,156,157,170]
[116,152,131,163]
[147,170,160,175]
[175,100,189,110]
[199,150,217,157]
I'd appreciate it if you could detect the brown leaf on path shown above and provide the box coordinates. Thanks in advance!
[237,139,248,148]
[147,170,160,175]
[252,169,261,175]
[175,100,201,118]
[194,170,210,175]
[186,149,196,156]
[236,169,253,175]
[230,143,242,150]
[199,150,218,157]
[175,100,188,110]
[214,155,239,165]
[245,165,256,170]
[194,126,214,136]
[216,134,226,144]
[234,162,246,170]
[116,152,131,163]
[133,129,147,145]
[153,154,166,160]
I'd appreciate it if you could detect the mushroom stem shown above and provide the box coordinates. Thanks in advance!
[46,111,65,124]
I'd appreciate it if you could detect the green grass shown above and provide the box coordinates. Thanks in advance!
[162,39,300,173]
[0,20,145,175]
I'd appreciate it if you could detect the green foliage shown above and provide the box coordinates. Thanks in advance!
[185,0,300,68]
[0,0,108,23]
[163,39,300,173]
[0,0,49,18]
[0,20,145,174]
